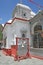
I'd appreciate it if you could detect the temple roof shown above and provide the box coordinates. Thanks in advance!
[16,3,31,10]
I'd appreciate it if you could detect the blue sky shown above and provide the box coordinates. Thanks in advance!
[0,0,43,24]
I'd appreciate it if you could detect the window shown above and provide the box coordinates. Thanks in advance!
[23,13,26,16]
[4,37,6,47]
[22,33,25,38]
[21,29,27,38]
[22,10,27,18]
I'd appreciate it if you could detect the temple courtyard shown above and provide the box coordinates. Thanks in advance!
[0,50,43,65]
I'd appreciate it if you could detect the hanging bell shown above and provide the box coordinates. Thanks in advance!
[21,44,24,47]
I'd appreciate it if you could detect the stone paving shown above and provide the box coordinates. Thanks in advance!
[0,50,43,65]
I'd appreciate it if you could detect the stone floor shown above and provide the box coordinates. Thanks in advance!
[0,50,43,65]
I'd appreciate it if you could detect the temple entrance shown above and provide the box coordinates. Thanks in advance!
[13,37,31,60]
[33,24,43,48]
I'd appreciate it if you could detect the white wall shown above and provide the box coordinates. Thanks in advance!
[3,4,34,48]
[3,20,32,48]
[11,20,31,46]
[3,25,12,49]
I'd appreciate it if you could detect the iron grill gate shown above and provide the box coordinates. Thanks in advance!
[16,37,29,60]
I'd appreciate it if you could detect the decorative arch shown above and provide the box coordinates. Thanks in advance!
[34,24,42,33]
[32,22,42,34]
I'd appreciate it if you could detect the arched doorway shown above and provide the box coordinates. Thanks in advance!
[33,23,43,48]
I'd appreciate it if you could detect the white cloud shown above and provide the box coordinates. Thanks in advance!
[2,24,4,27]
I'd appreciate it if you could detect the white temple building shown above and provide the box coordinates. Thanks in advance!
[2,3,35,49]
[2,3,36,60]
